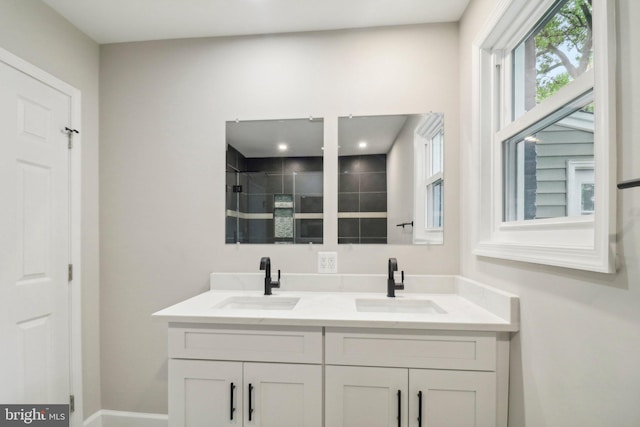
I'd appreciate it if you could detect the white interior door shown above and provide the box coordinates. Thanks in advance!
[0,60,71,404]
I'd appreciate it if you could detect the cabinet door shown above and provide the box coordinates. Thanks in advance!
[169,359,243,427]
[409,370,496,427]
[326,365,408,427]
[243,362,322,427]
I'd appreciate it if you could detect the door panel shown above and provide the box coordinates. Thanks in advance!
[169,359,242,427]
[325,365,408,427]
[0,60,71,403]
[244,363,321,427]
[409,370,496,427]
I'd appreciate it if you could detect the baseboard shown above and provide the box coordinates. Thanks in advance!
[83,411,102,427]
[84,410,168,427]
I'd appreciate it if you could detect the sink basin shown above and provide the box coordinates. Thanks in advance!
[356,298,446,314]
[214,296,300,311]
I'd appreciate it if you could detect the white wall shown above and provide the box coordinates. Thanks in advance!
[100,23,459,412]
[459,1,640,426]
[0,0,101,418]
[387,115,420,244]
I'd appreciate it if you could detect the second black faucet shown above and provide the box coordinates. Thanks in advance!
[259,257,280,295]
[387,258,405,297]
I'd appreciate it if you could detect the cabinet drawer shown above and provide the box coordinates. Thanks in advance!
[325,328,496,371]
[169,324,323,364]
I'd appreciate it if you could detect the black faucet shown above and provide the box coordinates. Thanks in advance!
[387,258,404,298]
[259,257,280,295]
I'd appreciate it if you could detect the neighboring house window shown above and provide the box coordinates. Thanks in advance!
[473,0,616,272]
[414,113,444,244]
[567,159,595,216]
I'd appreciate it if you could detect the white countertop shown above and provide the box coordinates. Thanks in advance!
[153,274,519,332]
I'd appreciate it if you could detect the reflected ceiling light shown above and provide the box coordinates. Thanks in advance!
[358,141,368,149]
[278,143,288,151]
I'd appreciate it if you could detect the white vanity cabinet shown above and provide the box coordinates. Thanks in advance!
[170,360,321,427]
[167,324,323,427]
[157,284,518,427]
[325,366,495,427]
[325,328,507,427]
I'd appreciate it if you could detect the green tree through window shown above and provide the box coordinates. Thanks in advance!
[535,0,593,102]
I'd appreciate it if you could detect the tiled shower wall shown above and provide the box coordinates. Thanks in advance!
[226,145,323,244]
[338,154,388,243]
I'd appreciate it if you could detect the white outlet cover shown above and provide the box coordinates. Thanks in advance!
[318,252,338,274]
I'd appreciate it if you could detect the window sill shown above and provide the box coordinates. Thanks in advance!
[474,239,614,273]
[414,229,443,245]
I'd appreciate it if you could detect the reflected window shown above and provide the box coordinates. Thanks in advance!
[426,128,444,229]
[414,113,444,244]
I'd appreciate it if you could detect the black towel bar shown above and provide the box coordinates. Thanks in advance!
[396,221,413,228]
[617,179,640,189]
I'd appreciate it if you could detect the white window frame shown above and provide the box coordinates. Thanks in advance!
[472,0,617,272]
[414,113,444,244]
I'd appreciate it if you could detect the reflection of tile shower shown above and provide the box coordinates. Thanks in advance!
[274,194,294,243]
[226,144,323,244]
[338,154,388,244]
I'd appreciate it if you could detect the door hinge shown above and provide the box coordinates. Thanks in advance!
[64,127,79,149]
[70,394,75,413]
[68,264,73,282]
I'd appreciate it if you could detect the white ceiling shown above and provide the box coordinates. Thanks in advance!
[42,0,470,44]
[227,114,428,159]
[227,118,324,158]
[338,115,410,156]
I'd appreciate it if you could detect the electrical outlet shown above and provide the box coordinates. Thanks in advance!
[318,252,338,274]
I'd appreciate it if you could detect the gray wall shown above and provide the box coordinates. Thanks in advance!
[100,23,460,412]
[459,0,640,426]
[0,0,101,418]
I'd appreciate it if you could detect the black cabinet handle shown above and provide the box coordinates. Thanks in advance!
[397,389,402,427]
[248,383,254,421]
[417,391,423,427]
[229,382,236,420]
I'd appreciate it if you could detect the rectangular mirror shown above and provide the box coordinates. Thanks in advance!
[338,113,444,245]
[226,118,324,244]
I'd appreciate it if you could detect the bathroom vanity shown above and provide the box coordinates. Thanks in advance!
[153,273,519,427]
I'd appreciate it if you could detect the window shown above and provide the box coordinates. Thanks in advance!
[503,94,594,221]
[473,0,616,272]
[512,0,594,119]
[426,129,443,229]
[414,113,444,244]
